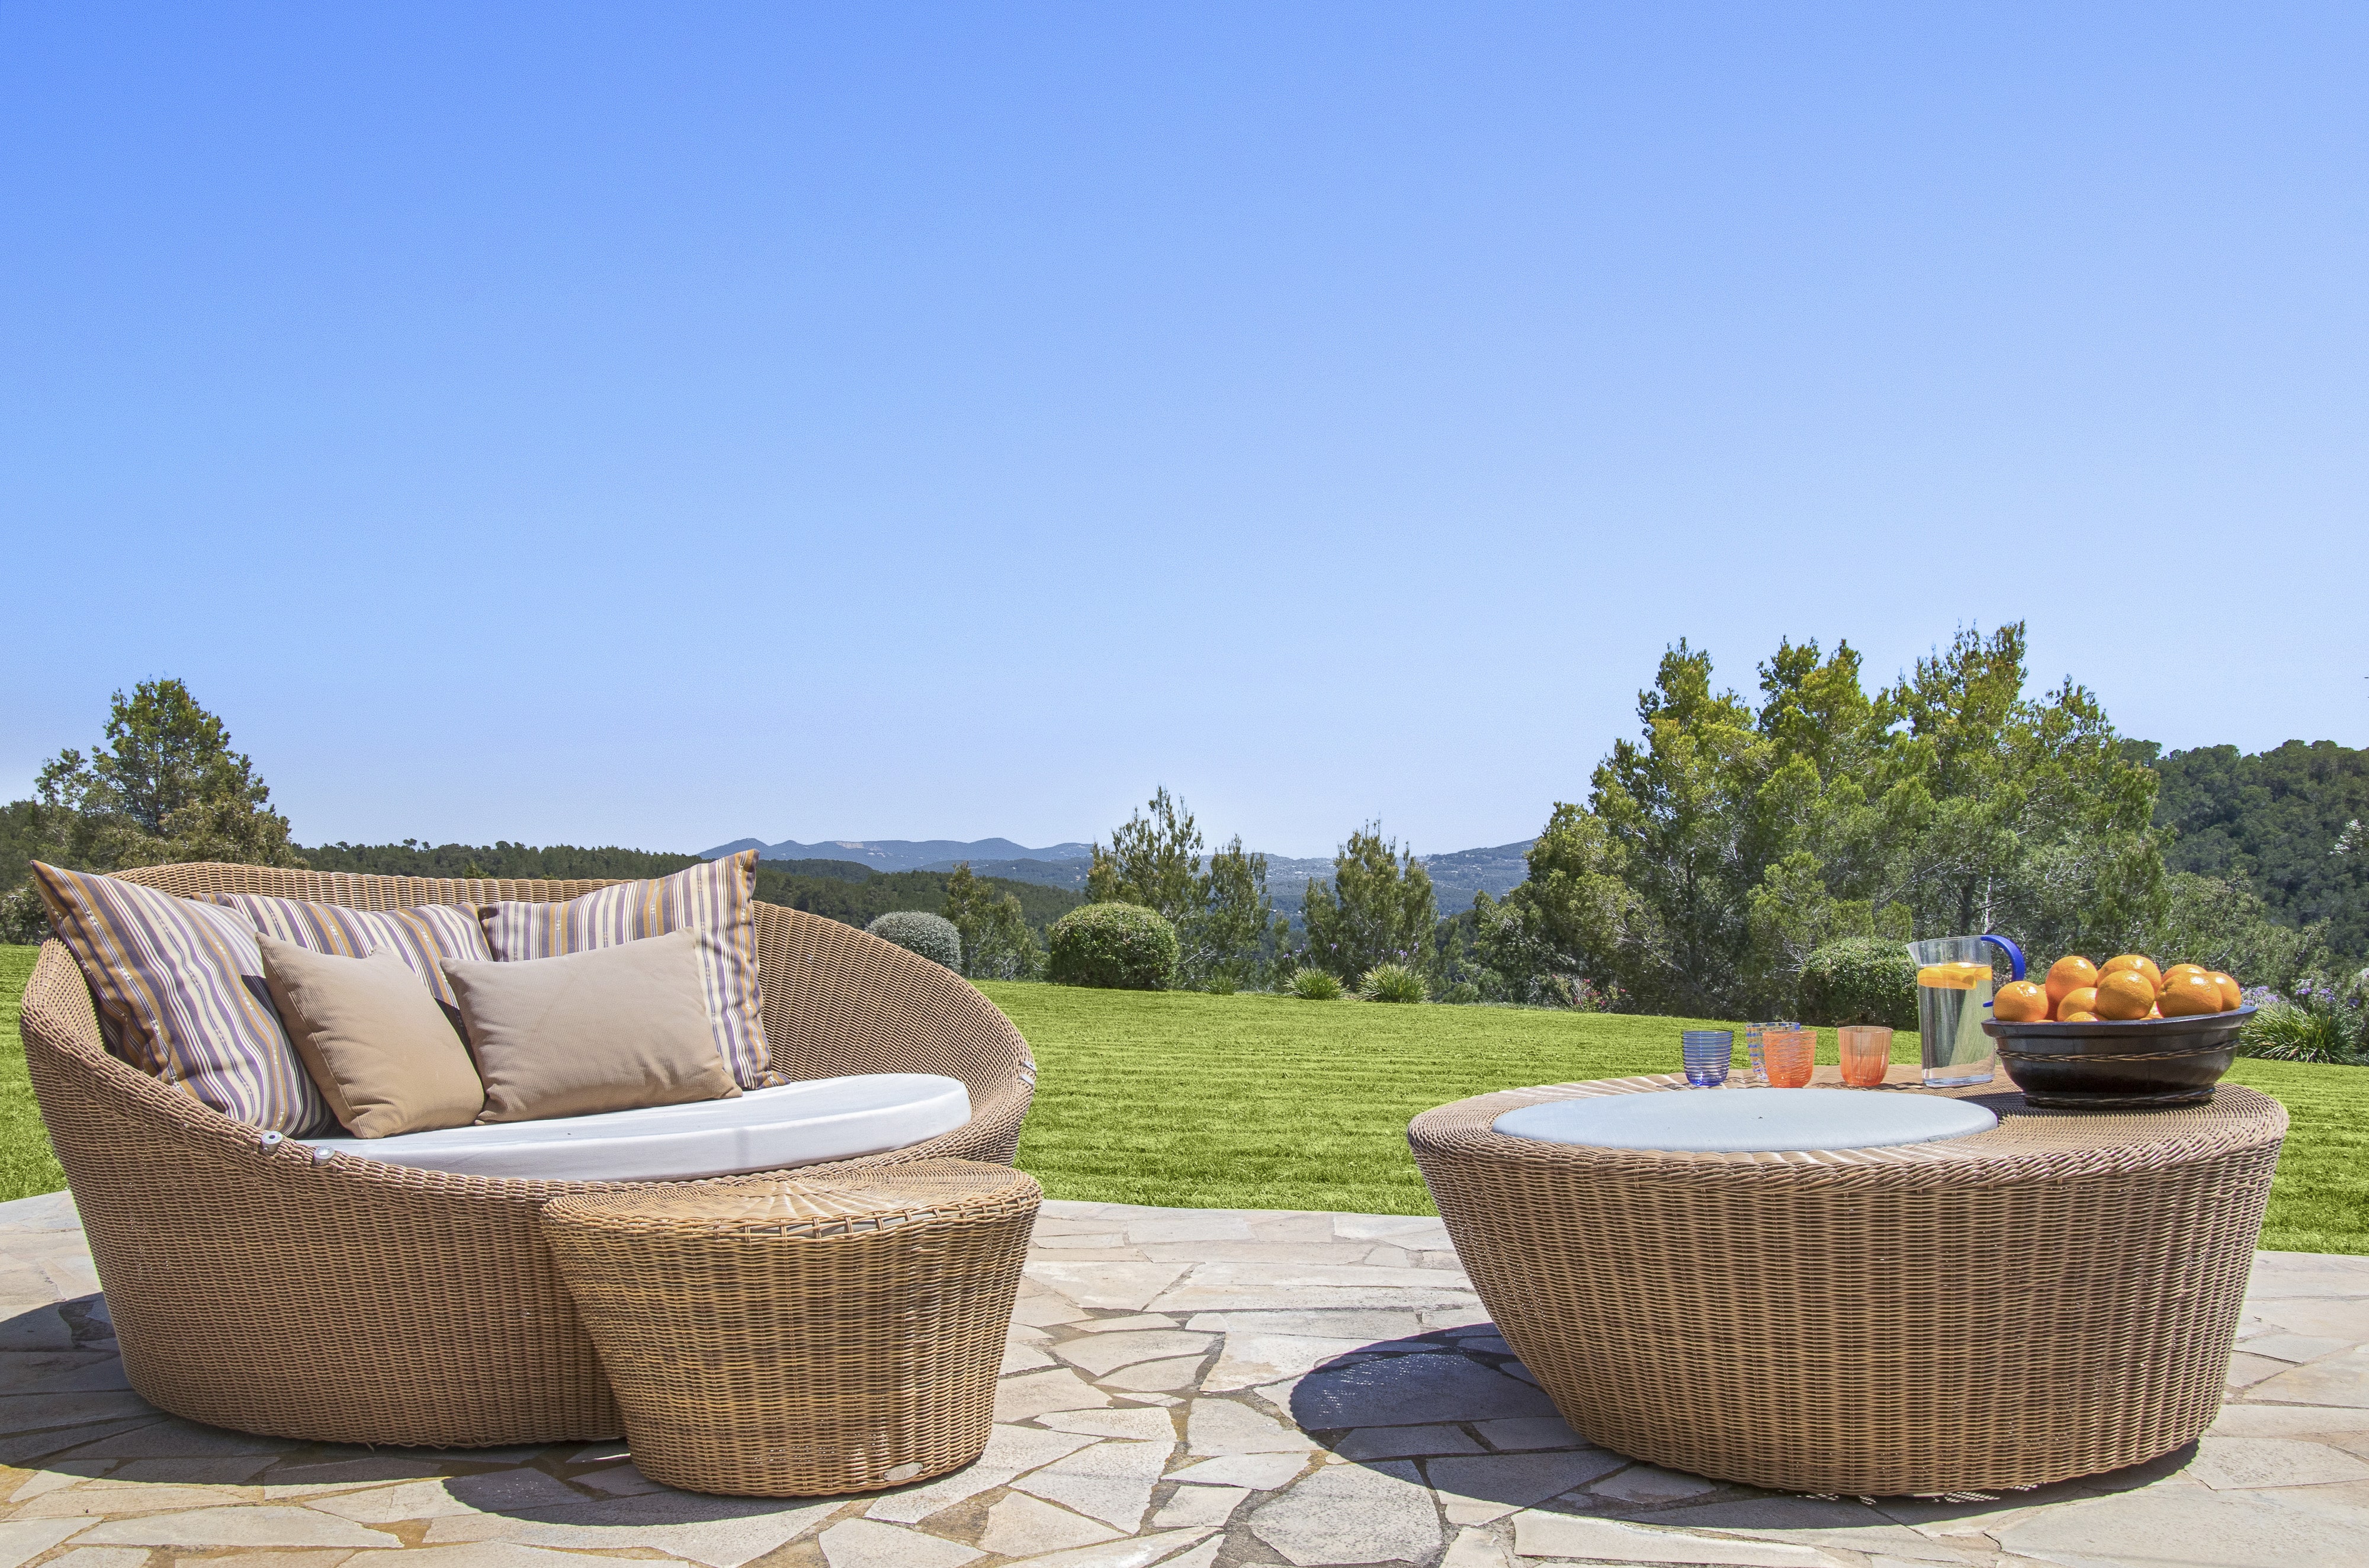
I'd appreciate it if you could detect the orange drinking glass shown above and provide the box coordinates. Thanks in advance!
[1838,1025,1893,1088]
[1763,1028,1816,1088]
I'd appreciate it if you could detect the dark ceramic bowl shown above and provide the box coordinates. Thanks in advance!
[1982,1005,2256,1108]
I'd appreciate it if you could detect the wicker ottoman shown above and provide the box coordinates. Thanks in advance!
[540,1159,1039,1496]
[1408,1072,2287,1495]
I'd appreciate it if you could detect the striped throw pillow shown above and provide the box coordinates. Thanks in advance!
[206,893,491,1008]
[30,862,331,1135]
[482,850,780,1090]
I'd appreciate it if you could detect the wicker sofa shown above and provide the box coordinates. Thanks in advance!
[17,862,1036,1448]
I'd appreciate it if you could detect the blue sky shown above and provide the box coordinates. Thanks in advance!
[5,4,2364,858]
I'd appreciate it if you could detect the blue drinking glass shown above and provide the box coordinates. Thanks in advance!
[1681,1029,1732,1087]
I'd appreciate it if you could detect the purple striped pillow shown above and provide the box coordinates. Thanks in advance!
[206,893,490,1008]
[482,850,780,1090]
[30,862,330,1134]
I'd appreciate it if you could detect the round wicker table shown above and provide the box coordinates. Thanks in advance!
[540,1159,1040,1497]
[1408,1069,2287,1496]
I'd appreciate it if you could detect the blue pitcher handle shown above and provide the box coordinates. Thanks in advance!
[1980,934,2026,982]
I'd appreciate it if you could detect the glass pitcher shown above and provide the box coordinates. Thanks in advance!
[1904,934,2025,1087]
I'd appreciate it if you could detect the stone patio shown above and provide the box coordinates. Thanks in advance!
[1,1189,2364,1568]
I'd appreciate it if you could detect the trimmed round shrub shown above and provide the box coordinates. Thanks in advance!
[867,910,963,971]
[1288,967,1344,1001]
[1798,937,1917,1029]
[1046,902,1178,990]
[1360,962,1429,1004]
[1442,980,1482,1005]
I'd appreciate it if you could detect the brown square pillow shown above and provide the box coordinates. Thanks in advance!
[442,929,741,1124]
[258,936,486,1138]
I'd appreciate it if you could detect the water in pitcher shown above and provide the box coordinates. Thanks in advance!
[1915,959,1998,1086]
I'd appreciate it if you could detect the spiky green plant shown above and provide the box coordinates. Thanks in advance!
[1288,968,1344,1001]
[1360,962,1429,1004]
[2240,986,2369,1065]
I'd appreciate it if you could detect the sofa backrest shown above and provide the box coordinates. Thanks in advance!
[102,862,1032,1100]
[111,862,615,912]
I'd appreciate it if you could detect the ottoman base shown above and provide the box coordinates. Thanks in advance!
[543,1159,1040,1497]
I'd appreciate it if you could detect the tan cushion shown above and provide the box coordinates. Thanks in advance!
[480,850,781,1090]
[444,930,742,1124]
[259,936,486,1139]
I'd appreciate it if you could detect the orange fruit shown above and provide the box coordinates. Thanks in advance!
[2094,969,2156,1020]
[2046,955,2100,1007]
[2209,971,2242,1010]
[2100,955,2162,993]
[2055,985,2099,1020]
[2058,1010,2099,1023]
[2159,971,2224,1017]
[2163,963,2209,989]
[1994,980,2049,1022]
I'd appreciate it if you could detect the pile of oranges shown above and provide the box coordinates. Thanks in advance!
[1992,956,2243,1024]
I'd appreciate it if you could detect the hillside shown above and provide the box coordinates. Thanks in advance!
[701,836,1093,873]
[750,863,1083,934]
[300,841,704,880]
[294,841,1078,935]
[2144,740,2369,962]
[700,833,1537,915]
[931,857,1092,891]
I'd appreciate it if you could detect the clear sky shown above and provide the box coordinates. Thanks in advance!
[5,4,2364,859]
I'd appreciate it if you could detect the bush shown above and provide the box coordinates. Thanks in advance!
[1046,902,1179,990]
[1529,973,1621,1012]
[1442,981,1482,1005]
[866,910,963,971]
[1288,968,1344,1001]
[0,883,49,946]
[2240,981,2369,1065]
[1360,963,1429,1003]
[1203,974,1238,996]
[1798,937,1916,1029]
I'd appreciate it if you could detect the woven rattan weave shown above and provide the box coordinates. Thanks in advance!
[17,863,1036,1448]
[542,1159,1039,1496]
[1408,1071,2285,1495]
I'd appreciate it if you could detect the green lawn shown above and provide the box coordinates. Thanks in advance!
[988,981,2369,1255]
[1,947,2358,1254]
[0,946,67,1204]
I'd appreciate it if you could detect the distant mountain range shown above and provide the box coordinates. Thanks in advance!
[701,837,1095,874]
[701,835,1536,912]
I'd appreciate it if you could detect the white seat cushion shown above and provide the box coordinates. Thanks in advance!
[309,1073,972,1181]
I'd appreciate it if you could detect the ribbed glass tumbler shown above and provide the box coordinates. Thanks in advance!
[1742,1020,1799,1088]
[1681,1029,1732,1088]
[1838,1024,1893,1087]
[1763,1028,1816,1088]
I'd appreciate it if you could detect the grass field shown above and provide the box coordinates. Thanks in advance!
[1,947,2359,1253]
[987,981,2369,1255]
[0,946,66,1204]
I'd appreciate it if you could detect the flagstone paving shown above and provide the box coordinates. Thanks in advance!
[1,1188,2365,1567]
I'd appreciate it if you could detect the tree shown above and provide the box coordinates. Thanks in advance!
[2,680,304,942]
[2147,740,2369,963]
[1188,837,1277,989]
[1088,789,1277,988]
[1584,641,1767,1014]
[1871,626,2164,950]
[943,862,1043,980]
[1087,788,1202,920]
[1489,624,2299,1017]
[1300,824,1437,982]
[1474,805,1633,1004]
